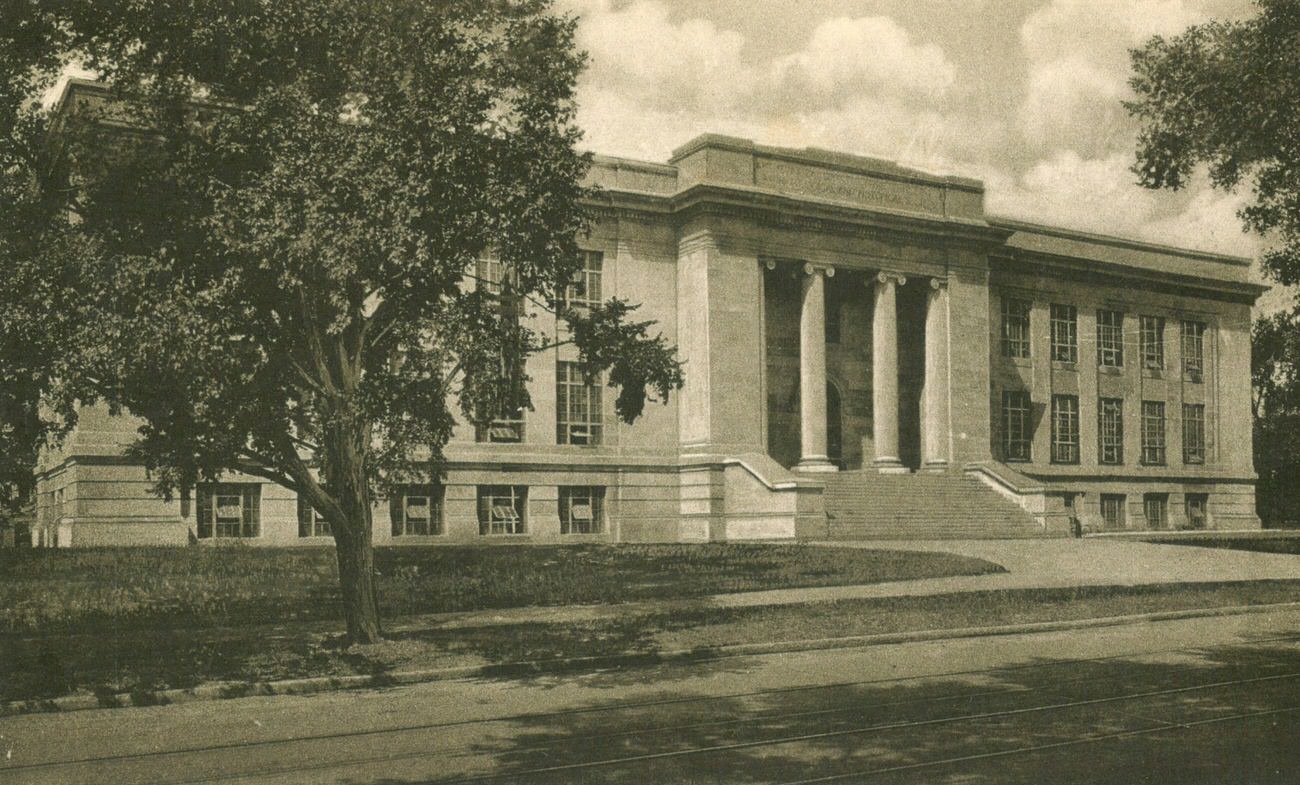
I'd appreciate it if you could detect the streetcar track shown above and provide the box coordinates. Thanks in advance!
[6,630,1299,780]
[778,705,1300,784]
[423,671,1300,784]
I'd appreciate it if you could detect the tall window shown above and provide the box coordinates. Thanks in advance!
[478,485,526,535]
[1098,397,1124,465]
[557,361,603,445]
[1051,395,1080,464]
[1000,390,1032,461]
[562,250,603,313]
[1144,494,1168,529]
[390,484,443,536]
[297,493,331,538]
[1049,303,1077,363]
[1181,320,1206,380]
[559,486,605,534]
[1097,309,1124,367]
[196,483,260,539]
[1140,315,1165,369]
[1183,403,1206,464]
[1141,401,1166,465]
[1101,494,1126,529]
[1000,297,1031,359]
[1185,493,1208,529]
[476,406,525,443]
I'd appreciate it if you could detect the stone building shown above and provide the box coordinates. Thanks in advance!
[31,101,1267,545]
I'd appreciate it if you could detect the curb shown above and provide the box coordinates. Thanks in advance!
[5,599,1299,717]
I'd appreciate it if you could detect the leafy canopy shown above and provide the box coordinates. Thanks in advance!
[0,0,684,520]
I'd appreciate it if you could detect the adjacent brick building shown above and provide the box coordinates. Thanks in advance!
[32,95,1267,545]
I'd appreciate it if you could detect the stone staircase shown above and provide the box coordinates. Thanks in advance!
[821,469,1054,539]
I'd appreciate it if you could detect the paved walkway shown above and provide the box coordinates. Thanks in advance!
[404,538,1300,630]
[713,538,1300,608]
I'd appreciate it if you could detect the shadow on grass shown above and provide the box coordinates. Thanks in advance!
[349,638,1300,785]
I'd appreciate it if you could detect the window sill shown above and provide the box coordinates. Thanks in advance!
[1003,356,1033,368]
[1098,365,1124,376]
[1143,367,1166,379]
[1051,361,1078,372]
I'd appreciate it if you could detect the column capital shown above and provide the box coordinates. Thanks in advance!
[929,276,949,290]
[874,270,906,286]
[802,262,835,278]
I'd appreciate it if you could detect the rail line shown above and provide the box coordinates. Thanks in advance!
[7,630,1300,784]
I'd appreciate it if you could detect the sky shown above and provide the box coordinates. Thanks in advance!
[559,0,1286,305]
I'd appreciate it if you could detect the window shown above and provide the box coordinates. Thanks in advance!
[196,483,260,539]
[559,486,605,534]
[1049,304,1078,363]
[1000,297,1031,359]
[1144,494,1168,529]
[297,493,332,538]
[478,485,526,535]
[557,361,603,445]
[1098,398,1124,465]
[1141,401,1166,465]
[1051,395,1080,464]
[1182,404,1206,464]
[1185,493,1209,529]
[1000,390,1032,461]
[390,484,444,536]
[1101,494,1126,530]
[476,256,511,296]
[476,406,525,443]
[562,250,603,313]
[1181,320,1206,380]
[1140,315,1165,369]
[1097,309,1124,367]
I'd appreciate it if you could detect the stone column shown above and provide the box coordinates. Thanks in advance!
[923,277,950,471]
[796,263,837,472]
[872,271,906,472]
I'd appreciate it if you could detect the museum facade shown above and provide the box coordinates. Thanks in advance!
[32,118,1267,546]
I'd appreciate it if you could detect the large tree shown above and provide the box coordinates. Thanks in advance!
[0,0,682,642]
[1127,0,1300,526]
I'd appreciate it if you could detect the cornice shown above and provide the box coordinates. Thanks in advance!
[992,250,1268,305]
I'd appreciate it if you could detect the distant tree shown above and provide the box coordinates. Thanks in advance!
[1127,0,1300,526]
[0,0,683,641]
[1252,312,1300,526]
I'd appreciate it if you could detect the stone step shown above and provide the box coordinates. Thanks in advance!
[819,469,1047,539]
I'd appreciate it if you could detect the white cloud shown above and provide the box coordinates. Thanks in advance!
[568,1,966,163]
[772,16,956,106]
[1018,0,1204,152]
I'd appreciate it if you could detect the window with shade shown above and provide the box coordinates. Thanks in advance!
[297,493,332,538]
[559,486,605,534]
[557,361,602,446]
[1097,309,1124,367]
[1141,401,1166,465]
[1183,404,1206,464]
[390,484,443,536]
[196,483,260,539]
[1098,397,1124,465]
[1181,320,1206,381]
[1000,390,1032,461]
[478,485,526,535]
[1051,395,1080,464]
[1000,297,1031,359]
[1050,303,1077,363]
[1140,315,1165,369]
[562,250,603,314]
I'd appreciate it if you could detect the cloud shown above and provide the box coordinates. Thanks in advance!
[1018,0,1204,152]
[772,16,956,106]
[567,1,965,163]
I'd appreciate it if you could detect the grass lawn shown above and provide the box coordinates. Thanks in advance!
[0,543,1001,636]
[1144,534,1300,556]
[4,579,1299,705]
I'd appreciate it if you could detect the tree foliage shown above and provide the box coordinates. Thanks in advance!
[0,0,684,639]
[1127,0,1300,526]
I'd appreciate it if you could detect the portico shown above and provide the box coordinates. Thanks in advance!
[766,261,951,475]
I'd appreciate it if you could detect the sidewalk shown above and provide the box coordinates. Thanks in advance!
[402,537,1300,629]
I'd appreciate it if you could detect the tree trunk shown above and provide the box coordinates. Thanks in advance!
[324,427,383,645]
